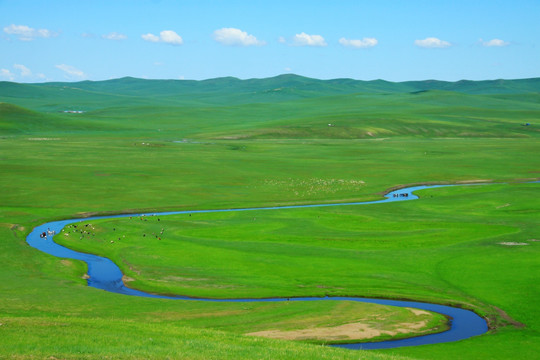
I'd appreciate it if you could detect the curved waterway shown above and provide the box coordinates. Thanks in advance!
[27,184,489,350]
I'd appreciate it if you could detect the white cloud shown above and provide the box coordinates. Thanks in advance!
[142,33,160,42]
[278,36,286,44]
[482,38,509,47]
[0,68,15,81]
[102,32,127,40]
[213,28,265,46]
[0,65,48,81]
[3,24,56,41]
[415,37,452,48]
[292,32,327,47]
[142,30,183,45]
[339,37,378,48]
[159,30,183,45]
[13,64,32,77]
[55,64,86,79]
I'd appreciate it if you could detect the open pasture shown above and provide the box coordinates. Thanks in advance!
[1,76,539,359]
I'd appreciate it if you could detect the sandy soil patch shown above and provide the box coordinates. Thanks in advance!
[246,307,433,342]
[246,320,429,341]
[247,322,388,341]
[122,275,136,282]
[456,179,492,184]
[5,223,25,232]
[407,308,430,316]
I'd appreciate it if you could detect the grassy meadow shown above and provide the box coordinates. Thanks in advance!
[1,75,539,359]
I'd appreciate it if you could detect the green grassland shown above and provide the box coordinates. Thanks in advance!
[0,75,539,359]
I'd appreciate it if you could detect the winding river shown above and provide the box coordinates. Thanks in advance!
[27,184,489,350]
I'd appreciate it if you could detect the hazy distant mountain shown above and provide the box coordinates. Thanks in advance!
[2,74,539,104]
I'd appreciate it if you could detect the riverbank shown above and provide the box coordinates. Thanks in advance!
[27,183,505,349]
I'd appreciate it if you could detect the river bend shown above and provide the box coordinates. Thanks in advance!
[27,184,489,350]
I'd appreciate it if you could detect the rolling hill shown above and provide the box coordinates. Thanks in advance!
[1,75,538,140]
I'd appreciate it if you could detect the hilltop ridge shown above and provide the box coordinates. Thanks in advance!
[2,74,540,99]
[1,74,539,139]
[1,74,539,113]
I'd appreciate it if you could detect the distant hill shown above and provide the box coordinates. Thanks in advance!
[2,74,539,110]
[404,78,540,94]
[0,101,120,134]
[36,74,540,94]
[43,74,540,93]
[0,102,63,133]
[1,75,539,139]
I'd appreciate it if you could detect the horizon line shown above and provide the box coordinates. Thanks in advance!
[2,73,540,85]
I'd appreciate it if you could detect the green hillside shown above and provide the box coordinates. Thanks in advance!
[0,102,128,135]
[2,75,540,110]
[1,75,539,139]
[0,102,85,134]
[35,74,540,96]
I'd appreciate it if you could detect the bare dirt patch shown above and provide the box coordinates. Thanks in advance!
[246,307,436,342]
[408,308,430,316]
[499,242,529,246]
[456,179,492,184]
[247,321,393,341]
[5,223,25,232]
[498,308,526,328]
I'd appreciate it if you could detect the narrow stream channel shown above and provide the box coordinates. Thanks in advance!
[27,184,489,350]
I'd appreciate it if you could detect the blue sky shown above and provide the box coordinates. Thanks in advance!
[1,0,539,82]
